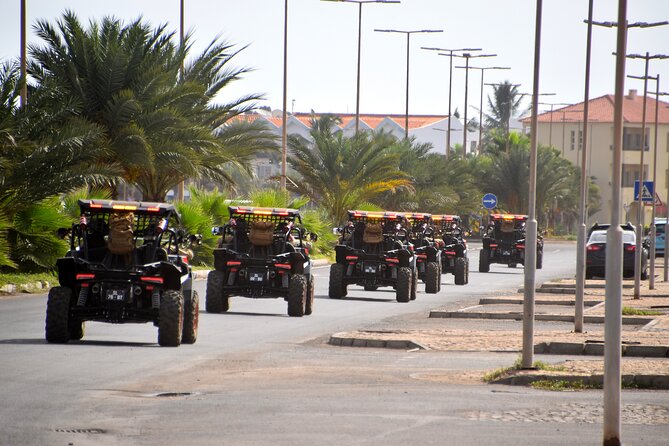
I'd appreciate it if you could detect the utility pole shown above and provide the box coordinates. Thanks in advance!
[422,47,482,157]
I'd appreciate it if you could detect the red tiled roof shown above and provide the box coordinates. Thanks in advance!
[237,112,447,130]
[522,90,669,124]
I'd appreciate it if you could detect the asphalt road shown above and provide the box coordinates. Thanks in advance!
[1,241,667,445]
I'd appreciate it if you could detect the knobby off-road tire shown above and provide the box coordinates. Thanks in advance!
[305,273,315,316]
[536,250,543,269]
[158,290,184,347]
[425,262,440,294]
[454,257,467,285]
[45,286,72,343]
[205,271,229,313]
[396,267,412,303]
[329,264,346,299]
[288,274,307,317]
[479,249,490,273]
[182,290,199,344]
[410,268,418,300]
[68,320,85,341]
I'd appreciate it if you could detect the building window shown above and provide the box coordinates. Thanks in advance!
[622,164,648,188]
[623,127,649,151]
[570,130,575,150]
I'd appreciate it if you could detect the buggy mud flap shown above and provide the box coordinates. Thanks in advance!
[227,270,237,286]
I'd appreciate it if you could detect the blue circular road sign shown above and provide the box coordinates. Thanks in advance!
[482,193,498,210]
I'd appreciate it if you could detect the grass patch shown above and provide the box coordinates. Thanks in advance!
[530,379,597,391]
[622,306,662,316]
[0,271,56,288]
[483,357,566,383]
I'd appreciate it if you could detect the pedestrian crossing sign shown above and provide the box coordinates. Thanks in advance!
[634,180,654,202]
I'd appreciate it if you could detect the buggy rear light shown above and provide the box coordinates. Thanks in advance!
[76,273,95,280]
[112,204,137,211]
[489,243,498,248]
[516,244,525,249]
[226,261,242,266]
[417,254,427,259]
[147,207,160,212]
[180,255,189,264]
[386,258,399,264]
[140,276,164,284]
[587,244,602,251]
[444,251,456,255]
[625,245,636,252]
[89,203,103,209]
[275,263,291,270]
[345,256,358,260]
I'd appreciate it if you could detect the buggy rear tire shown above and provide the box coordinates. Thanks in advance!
[205,271,229,313]
[425,262,440,294]
[479,249,490,273]
[454,257,467,285]
[68,320,85,341]
[410,268,417,300]
[396,267,412,303]
[536,250,543,269]
[45,286,71,343]
[329,264,346,299]
[305,273,315,315]
[182,290,199,344]
[158,290,184,347]
[288,274,307,317]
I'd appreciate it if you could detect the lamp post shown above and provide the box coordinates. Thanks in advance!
[281,0,289,190]
[20,0,27,107]
[454,53,496,156]
[422,47,482,157]
[521,0,542,370]
[176,0,185,201]
[375,29,443,139]
[536,102,571,148]
[624,53,669,300]
[321,1,400,135]
[455,66,510,155]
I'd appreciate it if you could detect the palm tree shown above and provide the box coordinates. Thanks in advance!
[287,115,411,224]
[483,81,523,153]
[29,11,278,201]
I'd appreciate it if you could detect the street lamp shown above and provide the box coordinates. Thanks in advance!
[536,102,571,148]
[521,0,542,370]
[455,66,510,155]
[624,53,669,300]
[422,47,482,157]
[176,0,186,201]
[375,28,443,139]
[281,0,289,190]
[454,53,496,155]
[20,0,27,107]
[321,1,400,135]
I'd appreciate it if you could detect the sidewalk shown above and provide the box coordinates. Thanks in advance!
[329,263,669,389]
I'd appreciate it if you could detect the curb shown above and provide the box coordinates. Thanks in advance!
[328,333,427,351]
[492,373,669,389]
[534,341,669,357]
[478,298,603,306]
[428,310,655,325]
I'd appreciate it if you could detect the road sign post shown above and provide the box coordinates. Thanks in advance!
[482,193,498,210]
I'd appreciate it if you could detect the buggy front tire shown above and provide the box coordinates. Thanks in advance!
[158,290,184,347]
[288,274,307,317]
[45,286,72,343]
[182,290,199,344]
[396,267,412,303]
[425,262,440,294]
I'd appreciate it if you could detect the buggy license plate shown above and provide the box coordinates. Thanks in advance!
[364,264,378,274]
[501,250,511,256]
[106,288,126,301]
[249,271,265,283]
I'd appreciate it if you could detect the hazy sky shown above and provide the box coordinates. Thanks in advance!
[2,0,668,117]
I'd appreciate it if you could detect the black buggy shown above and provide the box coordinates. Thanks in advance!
[433,214,469,285]
[329,210,417,302]
[46,199,199,347]
[206,206,314,317]
[479,213,544,272]
[405,213,441,293]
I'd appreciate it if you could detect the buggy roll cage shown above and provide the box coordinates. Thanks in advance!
[342,210,413,250]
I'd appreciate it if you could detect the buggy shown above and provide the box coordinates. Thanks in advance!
[329,210,417,302]
[433,215,469,285]
[206,206,314,317]
[479,214,543,272]
[46,199,199,347]
[405,213,441,293]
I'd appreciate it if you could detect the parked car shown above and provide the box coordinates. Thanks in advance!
[585,222,648,279]
[654,218,666,256]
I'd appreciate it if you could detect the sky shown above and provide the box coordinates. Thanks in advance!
[2,0,669,118]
